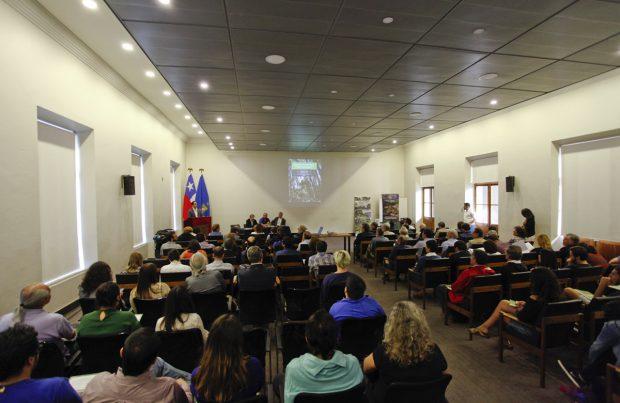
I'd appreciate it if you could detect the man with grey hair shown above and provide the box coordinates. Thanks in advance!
[441,229,459,255]
[185,252,225,294]
[0,283,75,355]
[235,246,278,291]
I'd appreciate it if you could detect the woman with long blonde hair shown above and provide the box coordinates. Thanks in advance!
[363,301,447,402]
[125,251,143,273]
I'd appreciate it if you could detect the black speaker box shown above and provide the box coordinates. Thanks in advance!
[505,176,515,192]
[122,175,135,195]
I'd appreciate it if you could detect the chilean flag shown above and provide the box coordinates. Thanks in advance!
[182,173,196,220]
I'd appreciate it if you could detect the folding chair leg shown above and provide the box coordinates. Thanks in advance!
[539,351,546,388]
[422,289,426,310]
[407,280,411,300]
[498,322,504,363]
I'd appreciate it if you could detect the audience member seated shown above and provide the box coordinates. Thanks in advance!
[125,251,144,273]
[354,223,374,256]
[77,282,140,337]
[413,239,440,273]
[564,266,620,303]
[206,246,234,273]
[363,301,447,403]
[559,233,581,265]
[308,240,336,277]
[321,250,353,304]
[437,249,495,312]
[441,230,459,255]
[161,234,183,255]
[156,285,208,342]
[251,223,264,235]
[0,283,75,356]
[458,223,473,242]
[296,231,313,251]
[308,235,320,254]
[208,224,222,237]
[435,221,449,239]
[382,224,395,236]
[504,245,527,274]
[389,235,414,267]
[235,246,277,291]
[196,234,214,250]
[366,228,389,261]
[82,327,191,402]
[531,233,555,268]
[486,230,507,254]
[186,253,225,295]
[469,267,560,337]
[284,310,363,403]
[0,324,81,402]
[412,228,434,252]
[191,314,264,402]
[224,235,241,257]
[180,240,207,260]
[275,236,302,264]
[482,240,502,256]
[509,226,534,252]
[583,244,610,270]
[177,227,196,243]
[79,261,113,299]
[468,228,486,248]
[240,236,257,263]
[130,263,171,312]
[161,250,191,274]
[329,274,384,323]
[398,226,412,240]
[565,246,593,270]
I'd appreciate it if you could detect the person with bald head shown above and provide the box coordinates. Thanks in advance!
[0,283,75,355]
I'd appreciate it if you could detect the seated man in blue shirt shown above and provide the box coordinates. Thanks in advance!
[329,274,385,323]
[0,324,81,403]
[274,236,302,265]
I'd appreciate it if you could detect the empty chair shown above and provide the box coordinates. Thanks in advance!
[278,265,311,290]
[284,287,320,321]
[77,333,128,373]
[294,383,365,403]
[338,315,386,361]
[383,248,417,291]
[31,341,66,379]
[384,374,452,403]
[408,258,451,309]
[508,271,532,300]
[373,241,394,277]
[133,298,166,329]
[78,298,97,316]
[191,291,229,330]
[156,328,203,373]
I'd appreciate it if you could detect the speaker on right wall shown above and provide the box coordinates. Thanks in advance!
[505,176,515,192]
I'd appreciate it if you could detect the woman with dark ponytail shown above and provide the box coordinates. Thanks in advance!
[521,208,536,238]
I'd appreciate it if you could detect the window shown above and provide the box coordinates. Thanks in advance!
[474,183,499,225]
[422,187,434,218]
[131,153,146,246]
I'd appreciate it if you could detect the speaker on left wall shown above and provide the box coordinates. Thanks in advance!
[122,175,135,195]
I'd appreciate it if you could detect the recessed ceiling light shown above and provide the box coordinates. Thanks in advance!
[429,124,435,129]
[473,28,486,35]
[309,121,314,124]
[225,135,231,140]
[228,142,233,146]
[265,55,286,65]
[382,17,394,24]
[158,0,171,5]
[121,42,134,52]
[197,130,204,134]
[192,123,198,128]
[392,139,397,144]
[371,148,376,152]
[230,146,235,150]
[479,73,499,80]
[409,112,422,117]
[260,129,270,133]
[330,90,338,94]
[184,115,190,120]
[260,143,267,146]
[163,90,171,96]
[388,93,395,97]
[174,103,182,109]
[350,145,357,148]
[82,0,98,10]
[489,99,498,106]
[216,116,223,123]
[199,81,209,90]
[145,70,155,78]
[262,105,275,110]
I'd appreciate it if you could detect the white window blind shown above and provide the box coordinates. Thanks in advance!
[37,122,80,282]
[561,136,620,240]
[471,156,498,183]
[131,153,145,246]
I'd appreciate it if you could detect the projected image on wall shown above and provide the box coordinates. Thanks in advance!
[289,159,321,203]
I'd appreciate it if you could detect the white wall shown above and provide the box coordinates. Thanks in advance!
[0,1,186,313]
[404,68,620,241]
[186,140,405,234]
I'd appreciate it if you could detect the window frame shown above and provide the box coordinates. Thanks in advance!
[474,182,498,225]
[422,186,435,219]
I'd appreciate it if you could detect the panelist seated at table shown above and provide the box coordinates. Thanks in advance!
[245,214,258,229]
[258,212,271,225]
[271,211,286,226]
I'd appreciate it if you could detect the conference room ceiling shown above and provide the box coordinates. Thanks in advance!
[102,0,620,152]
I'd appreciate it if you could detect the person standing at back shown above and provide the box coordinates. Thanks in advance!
[463,203,476,233]
[521,208,536,238]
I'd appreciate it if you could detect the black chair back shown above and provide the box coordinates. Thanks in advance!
[338,315,386,361]
[156,328,203,372]
[393,248,418,272]
[77,333,128,373]
[294,383,365,403]
[375,241,394,260]
[223,255,238,265]
[239,289,277,326]
[385,374,452,403]
[385,234,397,240]
[276,254,304,266]
[555,268,573,288]
[417,258,451,288]
[116,272,138,288]
[282,321,309,368]
[79,298,97,316]
[299,244,312,252]
[586,295,620,341]
[144,258,168,268]
[486,255,507,266]
[509,271,531,300]
[522,252,538,267]
[470,274,503,324]
[243,328,267,368]
[32,342,65,378]
[537,249,558,270]
[278,265,310,290]
[207,235,224,242]
[542,299,584,347]
[284,287,320,321]
[572,266,603,293]
[316,265,337,283]
[160,272,191,283]
[470,243,485,249]
[134,298,166,329]
[191,292,229,330]
[323,282,346,310]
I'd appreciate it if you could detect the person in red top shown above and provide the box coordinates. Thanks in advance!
[437,249,495,313]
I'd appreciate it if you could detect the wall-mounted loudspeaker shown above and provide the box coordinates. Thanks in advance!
[122,175,135,196]
[505,176,515,192]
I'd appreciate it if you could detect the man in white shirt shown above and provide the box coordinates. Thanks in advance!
[271,211,286,226]
[188,201,201,218]
[463,203,476,232]
[206,247,234,273]
[160,250,191,273]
